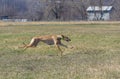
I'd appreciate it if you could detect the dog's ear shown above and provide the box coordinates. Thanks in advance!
[61,35,65,38]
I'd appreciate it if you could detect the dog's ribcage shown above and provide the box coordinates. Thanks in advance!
[41,40,54,45]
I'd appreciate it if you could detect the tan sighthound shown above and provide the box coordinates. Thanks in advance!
[20,35,71,56]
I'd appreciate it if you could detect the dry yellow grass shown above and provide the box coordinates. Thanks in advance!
[0,21,120,26]
[0,22,120,79]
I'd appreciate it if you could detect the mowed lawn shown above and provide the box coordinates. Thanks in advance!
[0,22,120,79]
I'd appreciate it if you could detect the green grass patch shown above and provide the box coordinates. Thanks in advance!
[0,22,120,79]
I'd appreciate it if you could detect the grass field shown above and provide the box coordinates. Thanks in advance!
[0,21,120,79]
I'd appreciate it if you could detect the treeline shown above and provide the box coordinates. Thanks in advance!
[0,0,120,21]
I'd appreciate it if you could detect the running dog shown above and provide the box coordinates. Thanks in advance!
[21,35,71,56]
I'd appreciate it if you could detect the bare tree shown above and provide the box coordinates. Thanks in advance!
[26,0,45,21]
[0,0,16,18]
[71,0,87,20]
[44,0,88,21]
[44,0,66,21]
[99,0,104,20]
[111,0,120,20]
[0,0,119,21]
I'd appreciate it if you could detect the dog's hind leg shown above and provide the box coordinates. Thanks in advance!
[22,38,40,50]
[27,38,40,47]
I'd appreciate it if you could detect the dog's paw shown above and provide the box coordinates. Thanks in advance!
[68,46,74,49]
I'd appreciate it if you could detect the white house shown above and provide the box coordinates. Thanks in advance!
[87,6,113,21]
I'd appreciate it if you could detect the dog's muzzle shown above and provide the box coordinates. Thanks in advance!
[66,39,71,42]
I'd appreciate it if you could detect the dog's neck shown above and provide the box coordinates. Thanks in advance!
[57,35,62,38]
[57,35,64,40]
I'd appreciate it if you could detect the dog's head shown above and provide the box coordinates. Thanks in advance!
[61,35,71,42]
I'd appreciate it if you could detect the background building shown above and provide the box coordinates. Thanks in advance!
[87,6,113,21]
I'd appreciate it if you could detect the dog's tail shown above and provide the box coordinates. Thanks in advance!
[23,42,27,46]
[18,42,27,48]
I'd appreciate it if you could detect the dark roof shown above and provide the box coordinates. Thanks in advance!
[87,6,113,12]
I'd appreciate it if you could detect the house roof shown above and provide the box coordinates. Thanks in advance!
[87,6,113,12]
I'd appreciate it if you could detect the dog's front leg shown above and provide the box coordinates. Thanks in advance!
[59,43,68,48]
[53,37,63,56]
[55,44,63,56]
